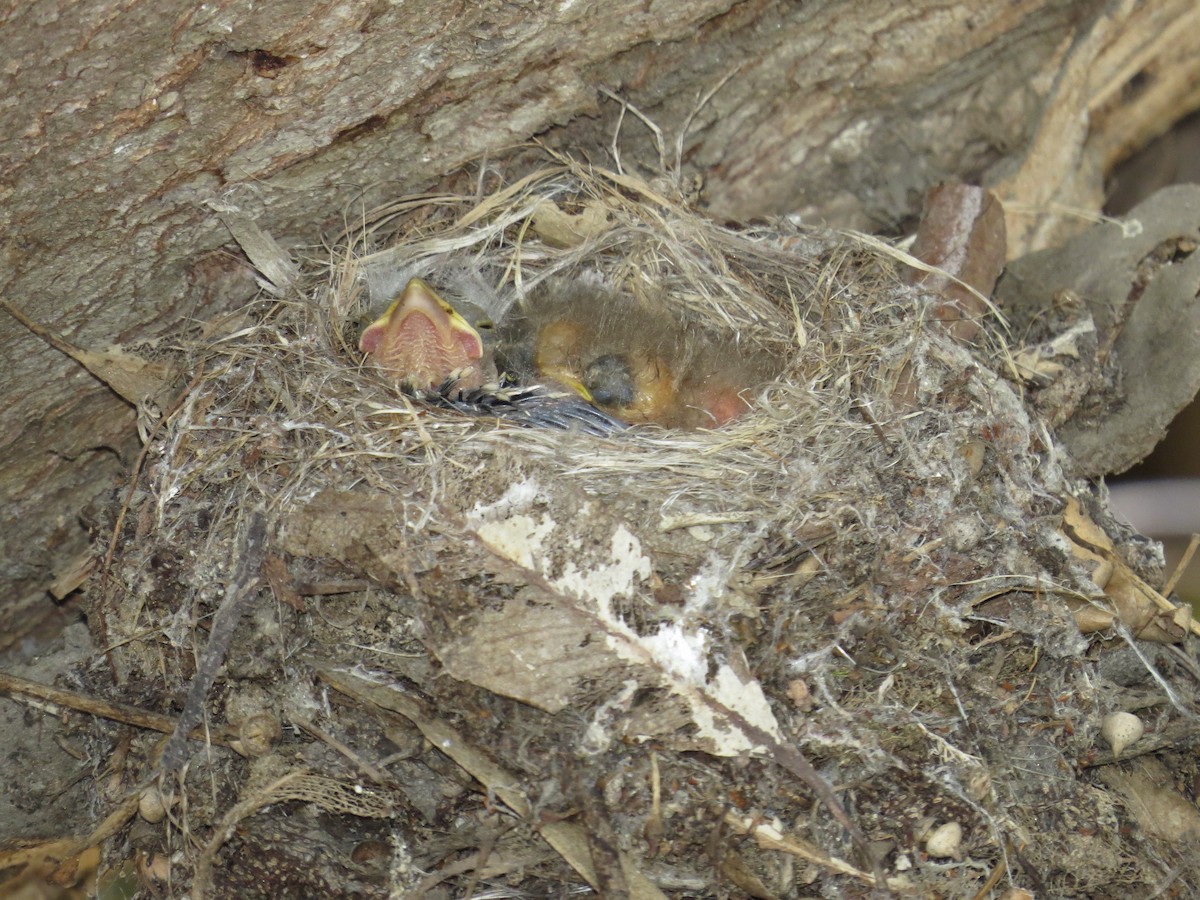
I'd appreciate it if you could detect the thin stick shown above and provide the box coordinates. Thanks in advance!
[159,509,269,774]
[101,364,207,587]
[0,671,236,748]
[1163,533,1200,598]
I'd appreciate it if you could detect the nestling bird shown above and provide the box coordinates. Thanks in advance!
[358,276,624,435]
[359,275,772,431]
[497,280,769,428]
[358,277,491,390]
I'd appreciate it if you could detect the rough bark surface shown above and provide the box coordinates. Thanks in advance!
[0,0,1197,652]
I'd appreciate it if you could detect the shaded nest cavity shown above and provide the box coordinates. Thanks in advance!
[84,158,1200,898]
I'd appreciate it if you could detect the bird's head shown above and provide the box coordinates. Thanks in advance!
[359,278,488,390]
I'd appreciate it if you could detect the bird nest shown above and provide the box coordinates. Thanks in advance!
[84,157,1196,897]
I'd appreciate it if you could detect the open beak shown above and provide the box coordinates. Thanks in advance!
[359,278,485,389]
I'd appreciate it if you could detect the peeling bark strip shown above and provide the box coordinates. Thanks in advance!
[905,183,1007,343]
[160,509,268,774]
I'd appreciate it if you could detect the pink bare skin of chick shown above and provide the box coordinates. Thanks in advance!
[359,278,487,390]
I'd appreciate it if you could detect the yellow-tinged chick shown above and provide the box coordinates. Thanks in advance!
[532,318,585,384]
[528,318,594,400]
[583,349,679,425]
[497,280,768,429]
[676,367,755,428]
[359,278,488,389]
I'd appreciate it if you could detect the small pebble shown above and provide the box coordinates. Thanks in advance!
[1100,711,1144,756]
[138,786,168,823]
[924,821,963,860]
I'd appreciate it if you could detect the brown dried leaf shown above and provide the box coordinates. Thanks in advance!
[211,204,300,296]
[529,199,613,249]
[448,492,784,756]
[1,299,179,409]
[1059,497,1196,642]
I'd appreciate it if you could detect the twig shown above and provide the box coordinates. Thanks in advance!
[100,363,208,589]
[159,508,269,774]
[0,671,236,748]
[292,715,390,785]
[313,663,670,900]
[598,87,668,174]
[1163,533,1200,597]
[725,811,910,894]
